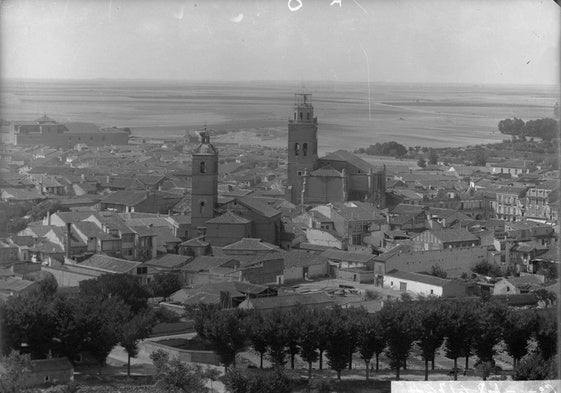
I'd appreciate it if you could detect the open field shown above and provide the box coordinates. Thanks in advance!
[2,79,558,152]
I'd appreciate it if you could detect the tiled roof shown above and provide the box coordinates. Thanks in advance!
[320,249,376,263]
[180,238,210,247]
[223,238,279,252]
[206,211,251,225]
[0,277,37,293]
[182,256,237,272]
[146,254,192,269]
[311,165,342,177]
[1,188,46,201]
[320,150,376,173]
[385,269,453,287]
[237,196,281,218]
[425,228,479,243]
[283,249,326,268]
[244,292,333,309]
[51,211,94,224]
[78,254,141,274]
[101,190,148,206]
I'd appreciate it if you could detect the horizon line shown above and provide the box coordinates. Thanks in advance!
[1,77,559,88]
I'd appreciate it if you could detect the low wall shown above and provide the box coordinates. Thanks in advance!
[141,339,221,366]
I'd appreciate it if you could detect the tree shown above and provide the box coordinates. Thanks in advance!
[151,350,208,393]
[535,308,557,360]
[428,149,439,165]
[150,273,182,298]
[357,313,385,380]
[80,297,131,374]
[417,300,447,380]
[430,264,447,279]
[472,148,487,166]
[247,311,268,369]
[472,261,502,277]
[195,307,249,369]
[263,308,289,367]
[1,292,57,358]
[502,309,537,370]
[24,271,58,299]
[379,300,420,380]
[285,308,303,369]
[443,299,477,380]
[417,157,426,168]
[121,312,155,376]
[498,117,525,136]
[0,351,31,393]
[298,310,320,381]
[79,274,151,314]
[324,307,356,380]
[472,300,508,368]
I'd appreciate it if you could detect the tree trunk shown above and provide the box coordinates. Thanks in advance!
[365,360,370,380]
[396,364,400,380]
[453,358,458,381]
[431,357,435,370]
[464,355,469,375]
[337,369,341,380]
[127,353,131,377]
[260,352,263,369]
[308,361,313,381]
[319,350,324,370]
[375,353,379,371]
[424,359,429,381]
[403,359,407,370]
[291,353,295,369]
[232,354,236,369]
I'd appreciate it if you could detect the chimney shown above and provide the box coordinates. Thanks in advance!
[65,222,72,259]
[47,211,51,226]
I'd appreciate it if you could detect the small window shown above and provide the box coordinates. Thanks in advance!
[430,289,434,295]
[200,161,206,173]
[297,171,302,176]
[299,112,303,120]
[200,201,206,214]
[506,286,510,292]
[44,376,50,382]
[302,143,308,156]
[294,143,300,156]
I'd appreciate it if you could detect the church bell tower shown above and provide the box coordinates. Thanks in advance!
[191,131,218,233]
[287,93,318,204]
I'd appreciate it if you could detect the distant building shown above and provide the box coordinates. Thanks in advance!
[8,115,129,148]
[286,94,385,207]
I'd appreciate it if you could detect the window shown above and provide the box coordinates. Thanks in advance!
[430,289,434,295]
[294,143,300,156]
[200,161,206,173]
[307,112,310,120]
[302,143,308,156]
[44,376,50,382]
[200,201,206,214]
[299,112,303,120]
[506,286,510,292]
[297,171,302,176]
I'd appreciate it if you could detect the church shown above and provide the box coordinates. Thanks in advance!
[286,94,386,208]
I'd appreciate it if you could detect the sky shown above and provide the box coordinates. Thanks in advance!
[1,0,560,84]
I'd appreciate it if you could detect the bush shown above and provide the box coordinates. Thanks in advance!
[514,352,558,380]
[365,290,380,300]
[223,368,292,393]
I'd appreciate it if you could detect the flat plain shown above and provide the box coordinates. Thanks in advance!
[1,79,558,153]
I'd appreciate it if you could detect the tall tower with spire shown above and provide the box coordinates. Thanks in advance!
[191,131,218,232]
[287,93,319,204]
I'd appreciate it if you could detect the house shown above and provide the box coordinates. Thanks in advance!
[0,277,40,300]
[493,275,544,295]
[321,249,378,283]
[238,292,334,313]
[410,228,480,251]
[310,202,386,248]
[43,254,142,287]
[282,249,328,282]
[383,269,468,298]
[491,160,534,178]
[525,181,559,222]
[169,281,276,308]
[0,187,46,203]
[205,211,252,246]
[221,238,281,256]
[493,186,528,221]
[99,190,182,214]
[18,358,74,388]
